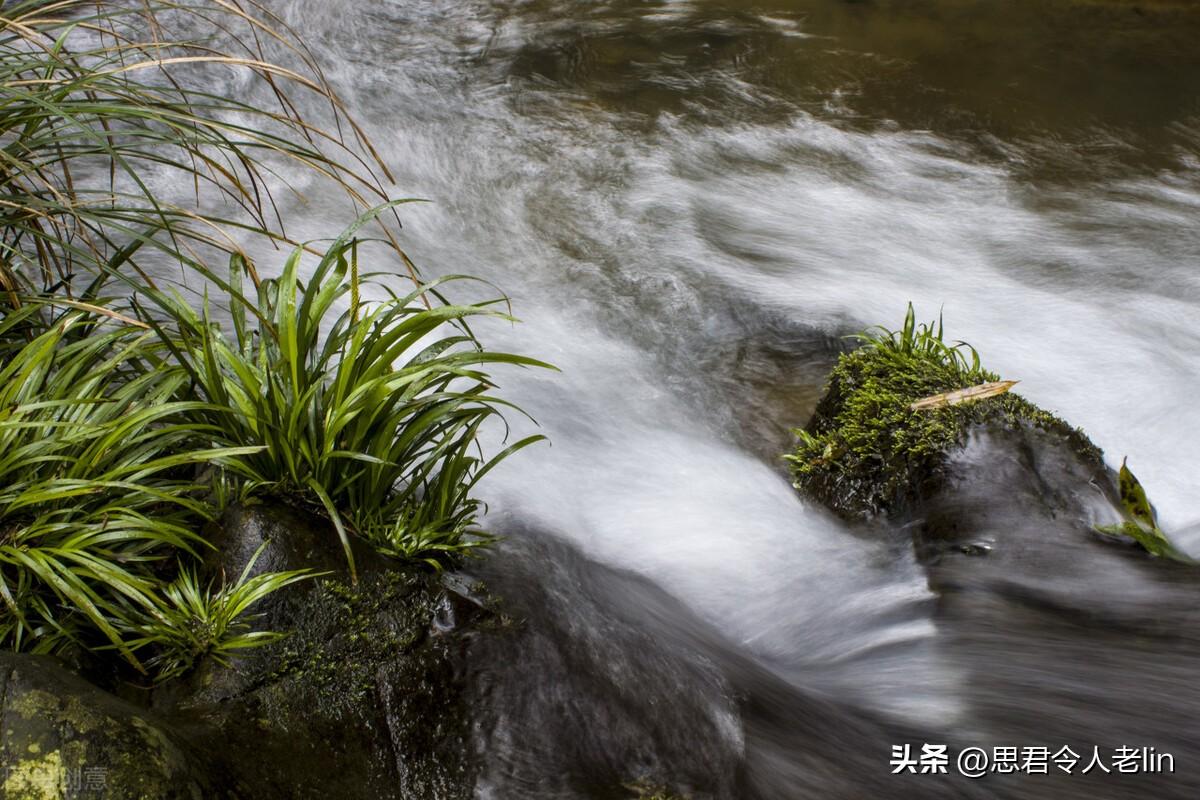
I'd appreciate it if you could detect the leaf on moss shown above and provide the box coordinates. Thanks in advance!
[909,380,1018,411]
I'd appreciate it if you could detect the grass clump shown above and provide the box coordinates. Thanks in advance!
[0,304,302,675]
[0,232,545,675]
[0,0,400,308]
[787,304,1089,518]
[0,2,547,680]
[146,217,552,574]
[121,543,312,681]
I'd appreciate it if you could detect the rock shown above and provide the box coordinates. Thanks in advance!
[17,501,484,800]
[463,532,987,800]
[907,423,1200,622]
[789,338,1103,521]
[203,501,391,584]
[164,568,477,799]
[788,333,1196,603]
[464,534,745,799]
[0,653,212,799]
[157,501,483,799]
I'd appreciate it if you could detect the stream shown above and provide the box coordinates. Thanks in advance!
[236,1,1200,797]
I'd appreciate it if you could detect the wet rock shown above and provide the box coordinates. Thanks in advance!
[8,502,483,800]
[0,653,211,799]
[464,534,747,799]
[203,501,391,585]
[465,532,986,800]
[790,338,1103,522]
[161,502,482,799]
[788,335,1198,613]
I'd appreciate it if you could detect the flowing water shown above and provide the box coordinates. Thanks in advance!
[232,1,1200,796]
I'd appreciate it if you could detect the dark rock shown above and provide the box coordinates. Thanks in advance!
[167,571,475,799]
[203,501,391,584]
[0,501,489,799]
[464,534,746,800]
[0,653,212,799]
[464,532,991,800]
[914,422,1117,562]
[159,502,483,799]
[789,337,1199,617]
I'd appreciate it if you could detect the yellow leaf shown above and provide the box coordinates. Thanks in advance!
[909,380,1018,411]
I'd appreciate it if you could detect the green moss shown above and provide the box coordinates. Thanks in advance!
[264,569,434,708]
[0,665,203,799]
[787,337,1098,518]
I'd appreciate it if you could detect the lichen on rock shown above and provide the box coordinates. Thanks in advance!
[0,654,211,800]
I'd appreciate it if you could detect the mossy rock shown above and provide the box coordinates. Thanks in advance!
[0,653,211,800]
[153,503,486,800]
[785,320,1197,572]
[0,501,487,800]
[788,342,1101,520]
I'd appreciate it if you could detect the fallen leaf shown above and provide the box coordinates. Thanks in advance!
[909,380,1018,411]
[1118,457,1158,532]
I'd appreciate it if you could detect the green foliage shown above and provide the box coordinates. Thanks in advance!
[142,216,553,574]
[0,305,287,674]
[1119,456,1157,531]
[0,1,548,681]
[850,303,981,377]
[1094,459,1189,561]
[787,304,1082,518]
[121,543,314,681]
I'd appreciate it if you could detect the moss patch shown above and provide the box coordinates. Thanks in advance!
[1,654,210,799]
[787,337,1099,519]
[176,566,480,799]
[262,569,432,709]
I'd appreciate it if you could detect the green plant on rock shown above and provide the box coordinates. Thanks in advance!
[144,212,553,574]
[0,0,549,681]
[1094,458,1189,561]
[121,542,313,681]
[850,303,981,377]
[787,303,1086,518]
[0,305,280,672]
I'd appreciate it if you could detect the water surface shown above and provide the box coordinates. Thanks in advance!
[247,1,1200,795]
